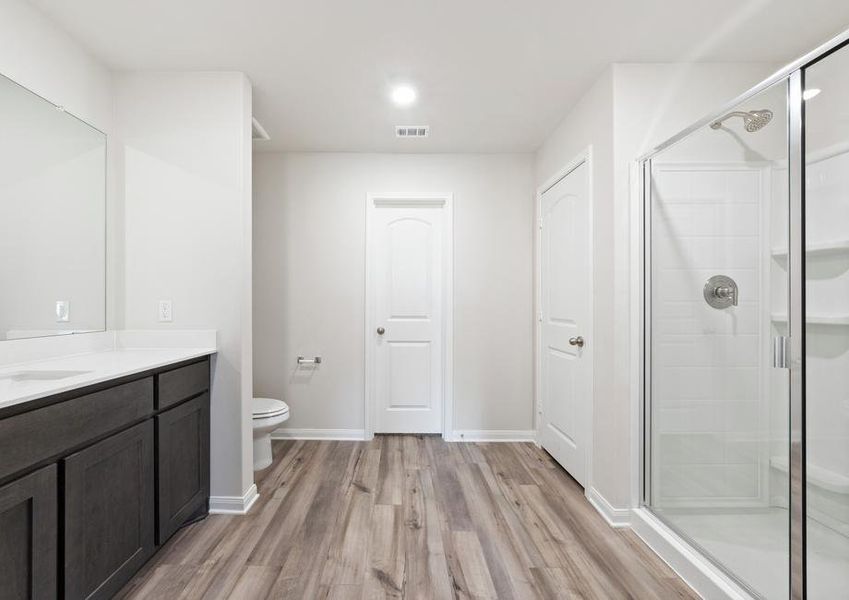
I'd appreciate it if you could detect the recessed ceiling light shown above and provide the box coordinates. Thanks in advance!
[803,88,822,100]
[391,85,417,107]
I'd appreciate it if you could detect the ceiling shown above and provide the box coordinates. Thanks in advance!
[28,0,849,153]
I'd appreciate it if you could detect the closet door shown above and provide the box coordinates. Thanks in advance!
[538,158,592,486]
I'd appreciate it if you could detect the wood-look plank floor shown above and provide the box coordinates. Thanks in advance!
[117,436,697,599]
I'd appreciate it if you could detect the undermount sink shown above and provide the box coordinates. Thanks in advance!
[0,369,92,382]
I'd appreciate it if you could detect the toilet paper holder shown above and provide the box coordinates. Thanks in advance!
[297,356,322,365]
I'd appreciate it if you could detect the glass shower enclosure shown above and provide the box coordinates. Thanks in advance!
[640,32,849,600]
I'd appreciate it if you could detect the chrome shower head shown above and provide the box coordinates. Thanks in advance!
[744,109,773,132]
[709,109,773,132]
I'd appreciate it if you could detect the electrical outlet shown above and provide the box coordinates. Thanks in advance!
[158,300,173,322]
[55,300,70,322]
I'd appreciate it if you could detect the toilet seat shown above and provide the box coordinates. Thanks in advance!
[252,397,289,419]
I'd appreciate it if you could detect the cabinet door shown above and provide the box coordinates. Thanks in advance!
[64,420,154,600]
[156,392,210,544]
[0,465,57,600]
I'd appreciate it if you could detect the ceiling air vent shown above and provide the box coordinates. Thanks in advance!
[395,125,430,138]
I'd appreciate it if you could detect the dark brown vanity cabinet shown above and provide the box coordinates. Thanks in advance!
[64,420,155,600]
[156,391,210,543]
[0,355,211,600]
[0,465,57,600]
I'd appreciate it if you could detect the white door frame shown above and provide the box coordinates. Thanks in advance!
[535,147,594,488]
[364,193,454,440]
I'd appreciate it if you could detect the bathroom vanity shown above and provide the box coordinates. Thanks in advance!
[0,53,221,600]
[0,349,213,600]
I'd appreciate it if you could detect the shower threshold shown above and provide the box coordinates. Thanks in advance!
[654,507,849,599]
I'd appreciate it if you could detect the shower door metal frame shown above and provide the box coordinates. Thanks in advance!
[787,68,806,600]
[638,27,849,600]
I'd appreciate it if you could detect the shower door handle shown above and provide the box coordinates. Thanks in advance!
[773,336,789,369]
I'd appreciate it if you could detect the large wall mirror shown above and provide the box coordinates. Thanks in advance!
[0,73,106,340]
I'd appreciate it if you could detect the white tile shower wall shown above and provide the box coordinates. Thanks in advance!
[652,164,769,505]
[768,164,790,508]
[769,150,849,533]
[769,150,849,527]
[801,150,849,526]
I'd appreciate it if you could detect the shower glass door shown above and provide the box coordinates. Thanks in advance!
[803,44,849,598]
[646,81,790,599]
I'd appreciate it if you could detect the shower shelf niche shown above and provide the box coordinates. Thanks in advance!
[771,239,849,260]
[771,313,849,326]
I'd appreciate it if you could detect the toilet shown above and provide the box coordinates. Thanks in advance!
[251,397,290,470]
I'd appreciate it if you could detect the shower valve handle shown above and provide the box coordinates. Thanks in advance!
[704,275,739,309]
[714,285,738,306]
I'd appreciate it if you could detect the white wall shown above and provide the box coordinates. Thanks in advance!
[535,67,619,503]
[253,152,535,436]
[0,0,112,129]
[116,72,254,500]
[535,62,778,509]
[0,0,120,330]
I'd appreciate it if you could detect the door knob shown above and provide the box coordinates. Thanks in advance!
[569,336,584,348]
[377,327,385,335]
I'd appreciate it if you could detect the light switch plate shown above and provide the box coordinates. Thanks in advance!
[158,300,173,322]
[55,300,70,322]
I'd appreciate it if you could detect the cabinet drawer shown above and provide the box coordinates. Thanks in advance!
[0,378,153,483]
[157,360,209,410]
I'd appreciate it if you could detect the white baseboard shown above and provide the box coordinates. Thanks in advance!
[448,430,537,442]
[630,508,753,600]
[269,428,535,443]
[586,487,632,528]
[271,428,367,441]
[209,483,259,515]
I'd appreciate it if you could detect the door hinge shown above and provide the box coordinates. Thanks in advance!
[538,217,543,230]
[773,336,789,369]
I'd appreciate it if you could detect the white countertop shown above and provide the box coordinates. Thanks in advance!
[0,331,216,411]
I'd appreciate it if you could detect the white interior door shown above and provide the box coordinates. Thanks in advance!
[368,196,450,434]
[539,160,592,486]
